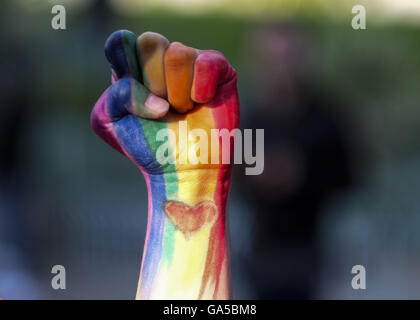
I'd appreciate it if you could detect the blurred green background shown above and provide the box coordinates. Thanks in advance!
[1,0,420,299]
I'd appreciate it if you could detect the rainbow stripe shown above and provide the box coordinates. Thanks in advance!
[134,103,234,299]
[91,85,237,299]
[91,29,239,299]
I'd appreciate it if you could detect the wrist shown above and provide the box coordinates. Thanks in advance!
[136,168,232,300]
[149,168,231,205]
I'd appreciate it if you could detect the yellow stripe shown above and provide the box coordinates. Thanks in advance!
[152,106,219,298]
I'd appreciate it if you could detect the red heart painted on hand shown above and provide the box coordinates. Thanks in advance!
[164,200,218,237]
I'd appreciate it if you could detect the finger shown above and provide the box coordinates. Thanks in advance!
[104,30,141,81]
[164,42,198,113]
[90,78,169,158]
[191,50,236,104]
[137,32,169,98]
[107,78,169,121]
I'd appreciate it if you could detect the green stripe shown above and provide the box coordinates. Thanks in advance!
[138,116,177,265]
[121,30,141,82]
[162,172,177,266]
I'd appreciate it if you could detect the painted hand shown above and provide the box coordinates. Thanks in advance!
[91,30,239,299]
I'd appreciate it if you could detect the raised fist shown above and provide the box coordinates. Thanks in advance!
[91,30,239,300]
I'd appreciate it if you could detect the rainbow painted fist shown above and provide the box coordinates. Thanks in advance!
[91,30,239,299]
